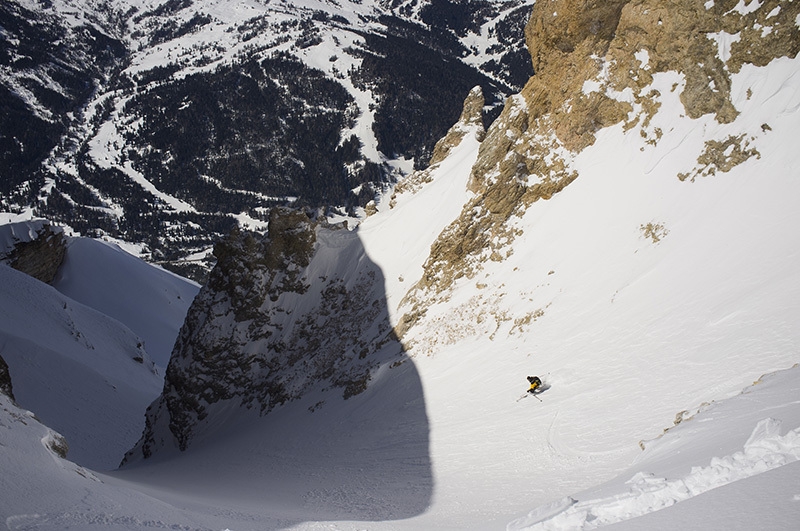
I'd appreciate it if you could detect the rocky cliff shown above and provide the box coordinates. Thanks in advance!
[0,221,66,284]
[126,0,800,459]
[124,207,407,458]
[395,0,799,342]
[0,354,13,401]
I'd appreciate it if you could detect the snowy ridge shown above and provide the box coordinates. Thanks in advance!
[0,221,198,470]
[52,236,200,368]
[0,264,162,470]
[0,219,58,257]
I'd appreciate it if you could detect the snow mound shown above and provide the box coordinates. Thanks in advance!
[511,418,800,530]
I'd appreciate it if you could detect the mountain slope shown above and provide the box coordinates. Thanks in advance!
[52,236,200,368]
[0,0,799,529]
[509,364,800,530]
[124,0,800,526]
[0,263,162,470]
[0,219,198,469]
[1,0,533,279]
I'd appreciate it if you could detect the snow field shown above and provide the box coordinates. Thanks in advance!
[510,364,800,530]
[52,237,200,368]
[350,53,800,527]
[1,231,197,471]
[0,264,163,471]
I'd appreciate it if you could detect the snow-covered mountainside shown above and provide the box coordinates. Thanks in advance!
[1,0,800,529]
[509,364,800,530]
[121,86,484,461]
[1,0,533,280]
[51,235,200,368]
[0,220,198,470]
[0,263,162,471]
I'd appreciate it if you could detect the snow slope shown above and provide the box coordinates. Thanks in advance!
[510,365,800,530]
[0,226,197,472]
[0,264,162,470]
[52,237,200,368]
[1,14,800,531]
[0,391,235,530]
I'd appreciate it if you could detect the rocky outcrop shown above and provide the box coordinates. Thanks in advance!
[428,85,486,166]
[518,0,799,155]
[0,354,14,401]
[124,207,404,458]
[0,221,66,284]
[472,0,799,191]
[469,0,800,189]
[388,86,486,209]
[395,0,800,341]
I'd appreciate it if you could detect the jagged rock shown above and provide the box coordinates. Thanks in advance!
[520,0,631,153]
[0,354,14,401]
[389,86,487,210]
[429,86,486,166]
[0,222,66,284]
[124,207,402,458]
[472,0,800,186]
[396,0,800,341]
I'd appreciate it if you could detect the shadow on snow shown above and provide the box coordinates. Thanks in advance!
[113,223,432,527]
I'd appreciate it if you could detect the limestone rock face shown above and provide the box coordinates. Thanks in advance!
[389,86,487,210]
[125,207,402,458]
[429,86,486,167]
[0,222,66,284]
[519,0,799,155]
[396,0,799,342]
[472,0,800,188]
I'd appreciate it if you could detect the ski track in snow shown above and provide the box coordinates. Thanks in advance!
[5,513,212,531]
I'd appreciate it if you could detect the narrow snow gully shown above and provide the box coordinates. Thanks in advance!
[112,225,434,527]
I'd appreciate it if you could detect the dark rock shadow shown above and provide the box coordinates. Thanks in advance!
[115,213,432,526]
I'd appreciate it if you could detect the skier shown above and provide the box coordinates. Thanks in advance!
[527,375,542,394]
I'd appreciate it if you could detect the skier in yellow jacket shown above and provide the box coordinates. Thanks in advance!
[527,375,542,394]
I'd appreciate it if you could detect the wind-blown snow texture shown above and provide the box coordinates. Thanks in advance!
[52,236,200,368]
[0,263,162,471]
[509,365,800,530]
[2,2,800,531]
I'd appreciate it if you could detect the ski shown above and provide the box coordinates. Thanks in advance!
[516,392,542,403]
